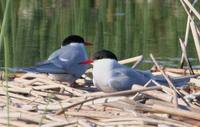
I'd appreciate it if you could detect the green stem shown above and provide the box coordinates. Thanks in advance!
[0,0,10,51]
[4,37,10,127]
[1,0,11,126]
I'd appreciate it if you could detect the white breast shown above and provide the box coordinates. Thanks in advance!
[92,59,117,92]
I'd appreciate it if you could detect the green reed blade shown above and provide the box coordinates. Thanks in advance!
[0,0,10,51]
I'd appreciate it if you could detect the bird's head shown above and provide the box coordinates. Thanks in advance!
[62,35,92,46]
[80,49,118,64]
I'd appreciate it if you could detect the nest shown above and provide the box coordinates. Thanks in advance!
[0,68,200,127]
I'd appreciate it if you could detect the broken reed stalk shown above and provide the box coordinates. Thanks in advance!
[179,38,194,74]
[56,86,161,115]
[131,80,152,99]
[152,104,200,121]
[182,0,200,21]
[180,0,200,62]
[131,55,143,68]
[150,54,178,107]
[179,0,197,68]
[150,54,190,107]
[0,119,36,127]
[118,98,200,121]
[180,17,190,68]
[106,99,195,126]
[0,112,50,125]
[173,91,178,108]
[21,78,86,96]
[119,55,143,64]
[38,94,52,127]
[197,25,200,37]
[152,80,174,95]
[100,116,191,127]
[132,85,173,103]
[133,103,200,121]
[132,85,195,108]
[151,66,200,75]
[190,21,200,62]
[40,121,77,127]
[180,0,195,26]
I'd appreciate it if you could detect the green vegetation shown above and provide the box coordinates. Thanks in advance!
[0,0,199,68]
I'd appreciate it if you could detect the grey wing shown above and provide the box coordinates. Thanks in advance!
[108,76,133,91]
[50,48,80,69]
[52,46,88,77]
[48,48,62,60]
[43,46,79,68]
[34,47,80,73]
[108,66,152,91]
[107,67,136,91]
[122,67,152,85]
[33,45,87,76]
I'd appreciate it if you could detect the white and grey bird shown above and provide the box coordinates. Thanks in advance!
[9,35,92,84]
[80,50,191,92]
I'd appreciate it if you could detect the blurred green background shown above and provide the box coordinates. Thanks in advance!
[0,0,199,69]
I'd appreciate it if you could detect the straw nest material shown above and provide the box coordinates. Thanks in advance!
[1,0,200,126]
[1,62,200,127]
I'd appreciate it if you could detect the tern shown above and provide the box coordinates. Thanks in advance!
[9,35,92,84]
[80,50,191,92]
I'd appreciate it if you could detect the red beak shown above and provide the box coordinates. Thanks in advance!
[79,59,93,64]
[84,41,93,46]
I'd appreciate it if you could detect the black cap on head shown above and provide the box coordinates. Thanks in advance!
[62,35,84,46]
[93,49,118,61]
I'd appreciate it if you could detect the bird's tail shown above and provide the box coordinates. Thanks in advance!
[2,63,67,74]
[1,67,38,73]
[153,75,193,87]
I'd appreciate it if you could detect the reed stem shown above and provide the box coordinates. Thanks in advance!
[0,0,11,126]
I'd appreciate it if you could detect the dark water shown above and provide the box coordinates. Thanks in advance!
[0,0,199,69]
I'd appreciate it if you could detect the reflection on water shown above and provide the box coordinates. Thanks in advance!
[0,0,199,68]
